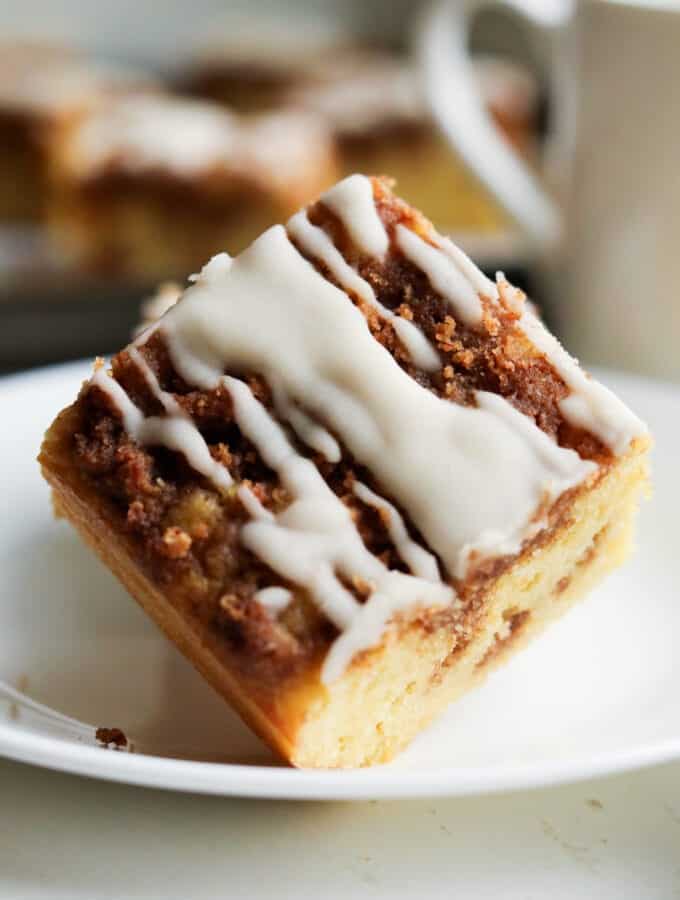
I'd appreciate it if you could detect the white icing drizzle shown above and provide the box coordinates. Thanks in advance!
[496,278,647,455]
[237,484,273,522]
[352,482,441,582]
[195,251,232,281]
[161,207,596,586]
[70,96,238,175]
[440,237,499,300]
[95,355,284,530]
[225,376,452,682]
[254,586,293,615]
[287,210,440,371]
[455,391,595,574]
[128,346,183,417]
[271,381,341,463]
[319,175,389,259]
[65,97,331,185]
[135,282,182,338]
[91,367,233,493]
[87,175,646,681]
[395,225,483,327]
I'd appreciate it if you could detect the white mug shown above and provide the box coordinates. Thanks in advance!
[417,0,680,380]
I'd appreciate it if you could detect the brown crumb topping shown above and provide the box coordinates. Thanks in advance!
[161,526,192,559]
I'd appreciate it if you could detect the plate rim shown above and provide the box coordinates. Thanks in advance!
[2,359,678,800]
[2,718,680,800]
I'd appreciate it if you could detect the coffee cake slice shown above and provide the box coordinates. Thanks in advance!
[39,175,650,768]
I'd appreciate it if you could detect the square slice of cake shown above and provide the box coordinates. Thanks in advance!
[39,175,650,768]
[47,95,337,280]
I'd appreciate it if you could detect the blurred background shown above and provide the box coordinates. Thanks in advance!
[0,0,549,373]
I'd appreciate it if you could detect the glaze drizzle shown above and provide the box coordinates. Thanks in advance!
[92,175,646,681]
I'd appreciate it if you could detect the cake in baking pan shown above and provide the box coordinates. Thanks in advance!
[0,44,158,223]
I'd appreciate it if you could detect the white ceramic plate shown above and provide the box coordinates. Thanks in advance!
[0,361,677,800]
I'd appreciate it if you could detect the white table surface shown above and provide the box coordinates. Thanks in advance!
[1,757,679,899]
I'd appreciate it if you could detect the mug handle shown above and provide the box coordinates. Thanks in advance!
[415,0,574,252]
